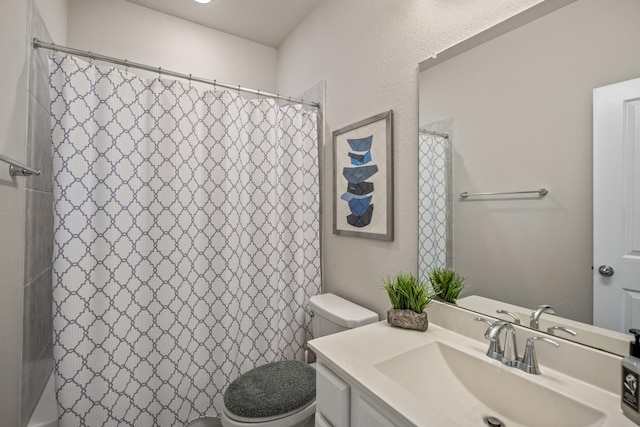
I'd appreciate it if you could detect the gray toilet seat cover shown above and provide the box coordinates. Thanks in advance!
[223,360,316,418]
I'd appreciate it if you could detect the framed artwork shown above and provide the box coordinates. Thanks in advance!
[332,110,393,241]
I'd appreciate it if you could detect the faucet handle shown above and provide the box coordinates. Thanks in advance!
[496,309,521,324]
[475,317,503,359]
[474,316,493,326]
[519,336,559,375]
[546,325,577,337]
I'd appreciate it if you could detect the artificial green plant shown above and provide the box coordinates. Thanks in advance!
[383,273,437,314]
[427,267,466,304]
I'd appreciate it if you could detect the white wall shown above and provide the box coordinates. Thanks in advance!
[34,0,68,44]
[0,1,29,424]
[276,0,543,318]
[419,0,640,323]
[67,0,278,93]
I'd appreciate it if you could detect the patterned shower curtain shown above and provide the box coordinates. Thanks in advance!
[417,130,451,283]
[49,53,321,427]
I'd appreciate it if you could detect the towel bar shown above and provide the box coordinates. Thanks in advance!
[0,154,41,176]
[460,188,548,198]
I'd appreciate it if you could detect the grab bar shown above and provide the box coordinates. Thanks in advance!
[460,187,548,199]
[0,154,41,177]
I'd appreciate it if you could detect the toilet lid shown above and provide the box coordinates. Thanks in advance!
[223,360,316,419]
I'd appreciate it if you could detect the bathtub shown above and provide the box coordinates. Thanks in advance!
[28,373,58,427]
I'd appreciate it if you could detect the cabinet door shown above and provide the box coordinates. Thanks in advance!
[316,363,349,427]
[353,395,398,427]
[315,413,333,427]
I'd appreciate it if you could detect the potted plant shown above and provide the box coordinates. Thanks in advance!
[383,273,437,331]
[427,267,466,304]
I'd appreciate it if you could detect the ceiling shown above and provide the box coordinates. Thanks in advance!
[126,0,323,48]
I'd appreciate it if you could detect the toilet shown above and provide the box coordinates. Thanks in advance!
[220,293,379,427]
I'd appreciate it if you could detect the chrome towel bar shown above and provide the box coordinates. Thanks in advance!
[0,154,41,177]
[460,187,548,199]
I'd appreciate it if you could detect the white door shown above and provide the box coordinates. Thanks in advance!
[593,77,640,333]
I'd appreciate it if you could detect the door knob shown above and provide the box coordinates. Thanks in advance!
[598,265,614,277]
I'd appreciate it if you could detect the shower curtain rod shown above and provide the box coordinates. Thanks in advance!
[33,38,320,109]
[420,128,449,139]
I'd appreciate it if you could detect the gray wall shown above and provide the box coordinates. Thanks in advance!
[1,1,63,422]
[0,1,30,425]
[21,3,55,425]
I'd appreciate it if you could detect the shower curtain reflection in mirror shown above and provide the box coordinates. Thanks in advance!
[418,120,453,284]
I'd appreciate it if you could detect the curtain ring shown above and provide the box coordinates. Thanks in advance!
[88,51,95,65]
[158,66,162,78]
[123,59,129,73]
[188,73,192,87]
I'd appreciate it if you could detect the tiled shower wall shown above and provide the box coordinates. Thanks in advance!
[21,3,54,425]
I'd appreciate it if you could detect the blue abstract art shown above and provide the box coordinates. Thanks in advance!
[332,111,393,240]
[348,151,372,165]
[347,181,374,195]
[347,135,373,151]
[342,164,378,184]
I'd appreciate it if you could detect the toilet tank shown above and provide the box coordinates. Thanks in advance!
[309,293,379,338]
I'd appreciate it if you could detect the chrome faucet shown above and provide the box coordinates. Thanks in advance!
[529,304,556,329]
[518,336,559,374]
[475,317,502,360]
[479,318,560,374]
[484,320,518,367]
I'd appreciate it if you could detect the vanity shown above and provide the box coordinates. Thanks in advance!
[309,302,632,426]
[310,0,640,424]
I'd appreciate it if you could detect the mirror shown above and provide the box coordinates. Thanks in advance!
[418,0,640,356]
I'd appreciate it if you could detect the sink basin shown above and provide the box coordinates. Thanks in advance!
[375,342,605,427]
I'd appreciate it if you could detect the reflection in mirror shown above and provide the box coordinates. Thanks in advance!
[460,295,629,355]
[418,0,640,356]
[417,121,452,280]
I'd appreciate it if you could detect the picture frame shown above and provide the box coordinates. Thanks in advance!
[333,110,393,241]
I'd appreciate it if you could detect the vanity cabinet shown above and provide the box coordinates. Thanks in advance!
[315,359,411,427]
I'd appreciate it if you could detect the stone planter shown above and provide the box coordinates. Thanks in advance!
[387,308,429,331]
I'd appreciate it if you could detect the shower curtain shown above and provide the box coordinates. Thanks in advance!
[417,130,451,283]
[49,53,321,427]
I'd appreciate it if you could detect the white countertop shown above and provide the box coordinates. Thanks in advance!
[309,318,634,426]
